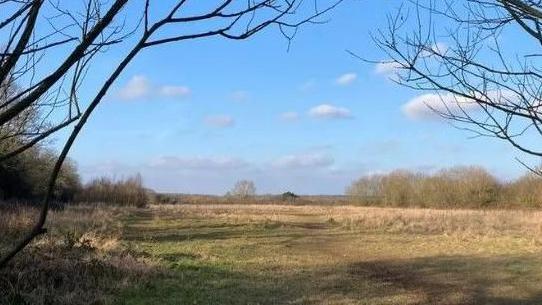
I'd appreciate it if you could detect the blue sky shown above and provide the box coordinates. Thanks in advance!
[51,0,539,194]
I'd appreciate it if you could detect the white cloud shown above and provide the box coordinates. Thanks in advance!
[159,85,190,97]
[79,160,139,182]
[374,61,403,80]
[336,73,357,86]
[149,156,249,170]
[78,155,374,195]
[117,75,151,100]
[272,153,334,169]
[204,115,235,128]
[360,139,402,155]
[421,42,448,57]
[280,111,299,121]
[117,75,190,101]
[374,43,447,81]
[309,104,353,119]
[402,92,485,120]
[375,61,401,74]
[299,79,316,92]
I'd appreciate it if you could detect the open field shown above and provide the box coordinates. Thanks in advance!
[4,203,542,304]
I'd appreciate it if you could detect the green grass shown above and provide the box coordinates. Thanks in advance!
[112,205,542,305]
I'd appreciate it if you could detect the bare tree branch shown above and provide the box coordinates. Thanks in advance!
[0,0,342,269]
[370,0,542,166]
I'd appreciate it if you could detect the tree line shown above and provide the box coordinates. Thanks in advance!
[0,76,147,207]
[0,146,79,202]
[346,166,542,209]
[0,143,148,207]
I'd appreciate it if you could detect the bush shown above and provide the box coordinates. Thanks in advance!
[75,174,148,207]
[281,191,299,202]
[503,173,542,208]
[347,166,502,208]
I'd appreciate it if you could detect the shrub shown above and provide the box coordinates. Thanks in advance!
[75,174,148,207]
[503,173,542,208]
[347,166,502,208]
[281,191,299,203]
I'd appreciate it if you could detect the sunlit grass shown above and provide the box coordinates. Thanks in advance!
[116,204,542,305]
[0,205,154,305]
[4,203,542,304]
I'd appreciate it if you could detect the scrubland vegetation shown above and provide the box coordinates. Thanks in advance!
[0,204,153,305]
[75,174,148,208]
[5,0,542,304]
[0,142,148,208]
[346,166,542,209]
[3,203,542,304]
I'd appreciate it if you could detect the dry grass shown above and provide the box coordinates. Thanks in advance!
[152,204,542,237]
[0,204,156,305]
[118,204,542,304]
[4,203,542,304]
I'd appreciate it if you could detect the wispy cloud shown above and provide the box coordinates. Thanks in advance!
[420,42,448,57]
[375,43,446,80]
[230,90,250,102]
[360,139,402,155]
[158,85,191,97]
[117,75,151,100]
[309,104,353,119]
[149,155,249,171]
[79,160,138,180]
[204,115,235,128]
[272,152,334,169]
[374,61,402,80]
[117,75,190,101]
[299,79,316,92]
[336,72,357,86]
[80,155,369,195]
[280,111,299,122]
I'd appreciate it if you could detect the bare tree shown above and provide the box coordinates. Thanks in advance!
[0,0,341,268]
[230,179,256,198]
[369,0,542,171]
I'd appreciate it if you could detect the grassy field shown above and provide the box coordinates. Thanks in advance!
[4,204,542,304]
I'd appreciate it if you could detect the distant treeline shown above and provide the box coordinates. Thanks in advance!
[0,78,149,207]
[0,144,148,207]
[152,193,345,206]
[4,150,542,210]
[346,166,542,208]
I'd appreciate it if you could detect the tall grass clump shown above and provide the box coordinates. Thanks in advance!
[76,174,148,207]
[0,204,154,305]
